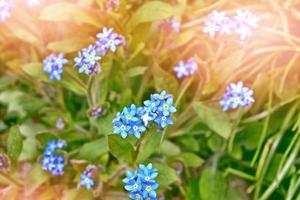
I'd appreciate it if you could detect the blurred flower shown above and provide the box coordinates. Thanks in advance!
[173,59,198,79]
[234,10,259,41]
[27,0,40,7]
[159,18,180,33]
[0,153,10,173]
[91,107,106,118]
[41,140,66,176]
[43,53,68,80]
[220,81,255,111]
[74,45,101,75]
[123,163,159,200]
[203,10,227,37]
[0,0,14,21]
[113,104,146,139]
[105,0,119,12]
[80,173,94,190]
[96,27,125,56]
[55,118,65,130]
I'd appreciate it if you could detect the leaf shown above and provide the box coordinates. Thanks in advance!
[62,188,93,200]
[172,153,204,168]
[161,140,181,156]
[127,1,173,31]
[47,36,94,53]
[7,126,23,165]
[19,138,38,161]
[21,62,48,81]
[127,66,148,77]
[153,65,179,95]
[136,132,161,163]
[36,133,58,147]
[78,138,108,162]
[193,102,233,139]
[25,164,49,196]
[108,134,134,163]
[154,163,179,191]
[40,3,101,27]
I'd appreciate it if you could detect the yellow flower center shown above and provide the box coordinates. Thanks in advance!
[136,194,141,199]
[146,186,151,191]
[121,125,126,130]
[162,116,166,121]
[82,64,88,69]
[126,115,131,119]
[133,183,138,189]
[89,55,94,61]
[163,104,169,110]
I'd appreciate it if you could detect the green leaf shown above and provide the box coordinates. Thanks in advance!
[108,134,134,163]
[7,126,23,165]
[62,188,93,200]
[19,138,38,161]
[161,140,181,156]
[40,3,101,27]
[25,164,49,196]
[47,36,94,53]
[154,163,179,191]
[136,132,161,163]
[127,66,148,77]
[172,153,204,168]
[36,133,58,147]
[78,138,108,162]
[153,65,179,95]
[127,1,173,32]
[21,62,47,80]
[193,102,233,139]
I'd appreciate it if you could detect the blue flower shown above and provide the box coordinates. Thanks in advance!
[157,98,176,116]
[113,104,146,139]
[43,53,68,80]
[80,174,94,190]
[154,114,173,128]
[41,154,65,176]
[96,27,125,56]
[0,0,14,21]
[138,163,158,183]
[74,45,101,75]
[220,81,255,111]
[41,140,67,176]
[123,163,159,200]
[173,59,198,79]
[159,18,180,33]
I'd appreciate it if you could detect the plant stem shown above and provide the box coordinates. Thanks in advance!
[0,171,23,188]
[87,76,95,108]
[64,70,87,90]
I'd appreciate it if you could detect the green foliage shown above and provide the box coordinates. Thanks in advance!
[7,126,23,166]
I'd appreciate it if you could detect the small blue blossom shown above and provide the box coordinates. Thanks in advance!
[43,53,68,80]
[234,10,259,41]
[220,81,255,111]
[113,104,146,139]
[173,59,198,79]
[80,174,94,190]
[123,163,159,200]
[74,45,101,75]
[203,10,227,37]
[0,0,14,21]
[41,140,66,176]
[96,27,125,56]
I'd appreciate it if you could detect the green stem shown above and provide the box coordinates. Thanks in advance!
[87,76,95,108]
[224,168,256,181]
[0,171,23,188]
[174,77,194,108]
[64,70,87,90]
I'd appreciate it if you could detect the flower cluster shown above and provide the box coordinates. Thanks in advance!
[74,45,101,75]
[96,27,126,56]
[79,165,96,190]
[159,18,180,33]
[27,0,40,7]
[41,140,66,176]
[123,163,159,200]
[203,10,259,41]
[173,59,198,79]
[0,0,14,21]
[105,0,119,12]
[220,81,255,111]
[43,53,68,80]
[113,91,176,139]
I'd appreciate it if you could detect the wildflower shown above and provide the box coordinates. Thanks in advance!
[74,45,101,75]
[203,10,227,37]
[41,140,66,176]
[96,27,125,56]
[159,18,180,33]
[234,10,259,41]
[113,104,146,139]
[0,0,13,21]
[173,59,198,79]
[43,53,68,80]
[123,163,159,200]
[105,0,119,12]
[27,0,40,7]
[91,107,106,118]
[80,174,94,190]
[55,118,65,130]
[220,81,255,111]
[0,153,10,173]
